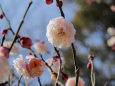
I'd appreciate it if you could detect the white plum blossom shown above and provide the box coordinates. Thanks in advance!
[46,17,76,48]
[0,56,10,83]
[13,55,30,78]
[4,41,19,55]
[33,40,47,53]
[46,56,65,73]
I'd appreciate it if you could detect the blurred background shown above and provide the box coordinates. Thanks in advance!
[0,0,115,86]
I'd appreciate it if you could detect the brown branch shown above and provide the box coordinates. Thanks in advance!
[0,35,5,46]
[56,0,79,85]
[38,77,42,86]
[54,47,62,86]
[56,0,65,18]
[71,43,79,86]
[18,75,23,86]
[90,59,95,86]
[9,1,32,51]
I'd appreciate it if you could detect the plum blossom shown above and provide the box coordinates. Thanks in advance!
[46,17,76,48]
[0,56,10,83]
[46,55,65,73]
[3,41,19,55]
[65,77,85,86]
[13,55,45,78]
[33,40,47,53]
[107,27,115,36]
[107,36,115,47]
[0,46,9,58]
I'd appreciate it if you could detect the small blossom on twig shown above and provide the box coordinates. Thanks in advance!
[46,55,65,73]
[33,40,47,53]
[0,46,9,58]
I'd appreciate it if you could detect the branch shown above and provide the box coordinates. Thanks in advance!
[71,43,79,86]
[9,1,32,51]
[18,75,23,86]
[54,47,62,86]
[38,77,42,86]
[0,35,5,46]
[56,0,65,18]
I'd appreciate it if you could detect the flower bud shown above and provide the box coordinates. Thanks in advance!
[87,62,91,70]
[44,0,53,5]
[0,46,9,58]
[61,72,68,82]
[56,0,63,7]
[0,14,3,19]
[1,29,8,35]
[88,55,94,60]
[20,36,32,48]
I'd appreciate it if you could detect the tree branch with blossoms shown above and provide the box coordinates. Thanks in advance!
[55,0,80,86]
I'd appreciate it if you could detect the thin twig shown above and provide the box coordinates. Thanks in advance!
[9,1,32,51]
[90,60,95,86]
[56,0,79,86]
[56,0,65,18]
[54,47,62,86]
[18,75,23,86]
[0,35,5,46]
[39,53,53,72]
[104,82,108,86]
[71,43,79,86]
[38,77,42,86]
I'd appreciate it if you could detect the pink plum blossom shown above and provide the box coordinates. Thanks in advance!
[0,56,10,83]
[0,46,9,58]
[46,55,65,73]
[13,55,45,78]
[3,41,19,55]
[46,17,76,48]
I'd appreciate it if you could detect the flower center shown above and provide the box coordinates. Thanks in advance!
[57,27,65,36]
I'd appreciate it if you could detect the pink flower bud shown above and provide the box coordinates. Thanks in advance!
[0,14,3,19]
[1,29,8,35]
[44,0,53,5]
[61,72,68,82]
[87,62,91,70]
[88,55,94,60]
[53,54,59,62]
[0,46,9,58]
[40,40,44,44]
[20,36,32,48]
[56,0,63,7]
